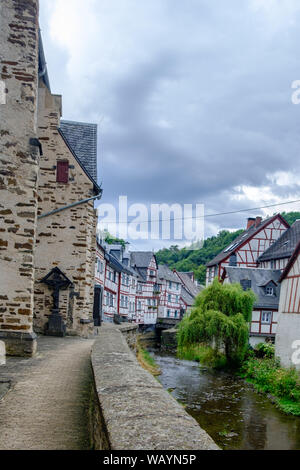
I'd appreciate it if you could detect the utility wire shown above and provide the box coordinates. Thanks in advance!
[98,198,300,225]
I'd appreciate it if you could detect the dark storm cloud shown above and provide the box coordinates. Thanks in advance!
[40,0,300,243]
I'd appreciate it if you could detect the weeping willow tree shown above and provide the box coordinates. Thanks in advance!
[178,279,256,366]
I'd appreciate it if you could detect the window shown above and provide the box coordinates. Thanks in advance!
[176,295,179,303]
[176,283,179,290]
[168,294,172,303]
[56,160,69,183]
[167,310,171,318]
[174,310,178,318]
[229,253,237,267]
[262,311,272,324]
[240,279,251,291]
[266,286,275,296]
[169,281,172,289]
[150,270,155,277]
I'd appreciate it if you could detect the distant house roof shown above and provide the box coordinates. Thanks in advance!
[130,252,157,269]
[181,287,195,307]
[38,30,51,91]
[206,214,289,268]
[58,122,101,195]
[258,220,300,263]
[224,266,282,309]
[280,240,300,283]
[158,265,180,283]
[176,272,202,298]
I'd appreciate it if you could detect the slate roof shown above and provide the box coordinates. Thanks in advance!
[176,272,202,298]
[225,267,282,309]
[206,214,289,268]
[280,240,300,282]
[158,265,180,283]
[181,287,195,307]
[258,220,300,263]
[130,252,156,269]
[59,120,98,187]
[38,30,51,91]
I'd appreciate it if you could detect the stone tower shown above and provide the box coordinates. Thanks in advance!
[0,0,40,356]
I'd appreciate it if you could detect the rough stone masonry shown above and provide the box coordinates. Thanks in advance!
[0,0,40,356]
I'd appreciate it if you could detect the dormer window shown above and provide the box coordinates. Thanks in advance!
[265,285,275,296]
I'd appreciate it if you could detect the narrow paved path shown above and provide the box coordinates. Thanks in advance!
[0,337,94,450]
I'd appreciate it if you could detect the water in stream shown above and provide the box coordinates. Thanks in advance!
[153,351,300,450]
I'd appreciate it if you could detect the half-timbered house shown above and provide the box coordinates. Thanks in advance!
[258,220,300,271]
[223,267,282,346]
[131,252,159,326]
[275,241,300,369]
[206,215,289,286]
[157,265,181,320]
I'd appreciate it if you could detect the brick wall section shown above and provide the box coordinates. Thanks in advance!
[0,0,40,355]
[33,82,97,337]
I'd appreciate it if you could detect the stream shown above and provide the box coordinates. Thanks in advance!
[153,351,300,450]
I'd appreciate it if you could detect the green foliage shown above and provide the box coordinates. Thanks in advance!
[177,280,255,366]
[192,279,256,322]
[155,212,299,283]
[280,211,300,226]
[241,358,300,415]
[104,232,126,248]
[156,230,243,284]
[178,343,227,369]
[254,342,275,359]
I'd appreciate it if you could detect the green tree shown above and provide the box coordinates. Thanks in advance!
[178,280,256,366]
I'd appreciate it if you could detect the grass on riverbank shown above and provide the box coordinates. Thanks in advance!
[177,344,227,370]
[177,342,300,416]
[240,357,300,416]
[136,342,161,376]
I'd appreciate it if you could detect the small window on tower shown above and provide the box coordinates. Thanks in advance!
[56,160,69,183]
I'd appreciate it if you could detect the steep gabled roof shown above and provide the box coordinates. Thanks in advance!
[175,272,202,298]
[158,265,180,283]
[206,214,289,268]
[225,266,282,309]
[181,287,195,307]
[130,252,157,269]
[258,220,300,263]
[280,240,300,282]
[58,124,101,195]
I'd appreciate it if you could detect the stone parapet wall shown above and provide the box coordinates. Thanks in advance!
[90,324,219,450]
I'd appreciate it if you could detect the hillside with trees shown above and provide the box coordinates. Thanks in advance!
[155,211,300,285]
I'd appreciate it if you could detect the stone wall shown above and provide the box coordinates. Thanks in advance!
[33,82,97,338]
[0,0,40,356]
[90,324,219,450]
[161,327,177,353]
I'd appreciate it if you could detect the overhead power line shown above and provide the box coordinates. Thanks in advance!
[98,198,300,225]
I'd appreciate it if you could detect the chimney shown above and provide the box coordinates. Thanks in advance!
[255,216,262,227]
[247,218,256,230]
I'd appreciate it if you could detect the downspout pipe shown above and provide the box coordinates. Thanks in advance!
[38,192,102,220]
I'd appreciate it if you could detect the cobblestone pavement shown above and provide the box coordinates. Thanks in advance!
[0,336,94,450]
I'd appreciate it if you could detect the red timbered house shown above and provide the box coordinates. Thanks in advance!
[157,265,181,320]
[206,215,289,285]
[223,267,282,346]
[131,252,159,326]
[258,220,300,271]
[276,241,300,369]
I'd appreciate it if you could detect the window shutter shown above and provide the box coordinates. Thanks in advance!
[56,161,69,183]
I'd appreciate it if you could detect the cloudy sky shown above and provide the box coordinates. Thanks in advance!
[40,0,300,249]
